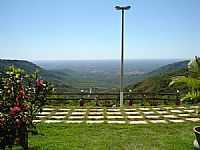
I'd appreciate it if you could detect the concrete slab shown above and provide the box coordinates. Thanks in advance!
[178,114,190,117]
[169,119,185,123]
[87,116,104,119]
[127,116,143,119]
[38,112,51,115]
[145,115,160,119]
[177,107,186,109]
[86,120,104,124]
[149,120,167,124]
[55,112,69,115]
[185,118,200,122]
[184,110,195,113]
[33,120,41,123]
[163,115,178,118]
[71,112,86,115]
[152,108,161,110]
[69,116,85,119]
[50,116,66,119]
[65,120,83,123]
[107,109,120,112]
[44,120,62,123]
[36,116,46,119]
[125,112,140,115]
[163,107,173,109]
[107,112,121,115]
[139,108,150,111]
[124,108,137,111]
[107,116,124,119]
[88,112,104,115]
[170,110,182,113]
[190,106,199,109]
[129,120,148,124]
[58,109,71,111]
[90,109,104,111]
[143,111,155,115]
[107,121,126,124]
[157,111,169,114]
[74,109,87,111]
[42,108,55,111]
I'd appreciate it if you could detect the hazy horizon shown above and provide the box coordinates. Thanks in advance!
[0,57,188,61]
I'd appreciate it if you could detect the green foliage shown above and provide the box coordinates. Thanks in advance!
[169,76,200,90]
[181,91,200,102]
[170,56,200,102]
[0,66,52,147]
[127,61,189,93]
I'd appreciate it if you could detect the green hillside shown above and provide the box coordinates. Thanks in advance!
[127,60,189,93]
[0,59,77,92]
[0,59,190,93]
[0,59,42,74]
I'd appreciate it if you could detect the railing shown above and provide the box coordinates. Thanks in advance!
[47,92,181,106]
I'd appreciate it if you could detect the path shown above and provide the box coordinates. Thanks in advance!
[33,106,200,124]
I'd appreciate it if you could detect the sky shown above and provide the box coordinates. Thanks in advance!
[0,0,199,60]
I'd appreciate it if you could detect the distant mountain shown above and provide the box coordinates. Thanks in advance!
[0,59,77,92]
[35,59,182,91]
[0,59,190,93]
[126,60,189,93]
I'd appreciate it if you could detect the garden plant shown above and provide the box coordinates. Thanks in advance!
[0,66,52,150]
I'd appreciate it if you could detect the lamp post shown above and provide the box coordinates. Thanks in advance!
[115,5,131,107]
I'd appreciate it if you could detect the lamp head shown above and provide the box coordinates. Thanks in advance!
[115,5,131,10]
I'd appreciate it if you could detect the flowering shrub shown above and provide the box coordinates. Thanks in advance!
[0,66,52,149]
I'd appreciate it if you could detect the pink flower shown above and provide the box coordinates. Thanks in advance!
[10,106,21,115]
[19,89,25,97]
[36,79,44,90]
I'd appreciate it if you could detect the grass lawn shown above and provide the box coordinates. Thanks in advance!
[26,122,198,150]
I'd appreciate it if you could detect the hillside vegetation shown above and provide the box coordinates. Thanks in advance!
[0,59,77,92]
[127,60,189,93]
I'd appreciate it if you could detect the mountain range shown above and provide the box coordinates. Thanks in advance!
[0,59,189,93]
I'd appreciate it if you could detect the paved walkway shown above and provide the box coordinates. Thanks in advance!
[33,106,200,124]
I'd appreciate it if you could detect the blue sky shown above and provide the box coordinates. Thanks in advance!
[0,0,199,60]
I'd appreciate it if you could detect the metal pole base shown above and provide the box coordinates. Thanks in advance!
[120,92,123,107]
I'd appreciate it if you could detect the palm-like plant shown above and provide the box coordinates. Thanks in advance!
[169,56,200,102]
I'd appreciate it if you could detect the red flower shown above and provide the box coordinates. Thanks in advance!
[10,106,21,115]
[19,89,25,97]
[15,96,20,106]
[36,79,44,90]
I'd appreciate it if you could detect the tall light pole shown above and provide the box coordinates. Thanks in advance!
[115,5,131,107]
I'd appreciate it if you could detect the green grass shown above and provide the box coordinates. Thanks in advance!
[27,122,198,150]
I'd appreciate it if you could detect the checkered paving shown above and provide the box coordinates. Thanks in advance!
[33,106,200,124]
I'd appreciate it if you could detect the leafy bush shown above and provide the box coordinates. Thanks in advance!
[0,66,52,149]
[170,56,200,102]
